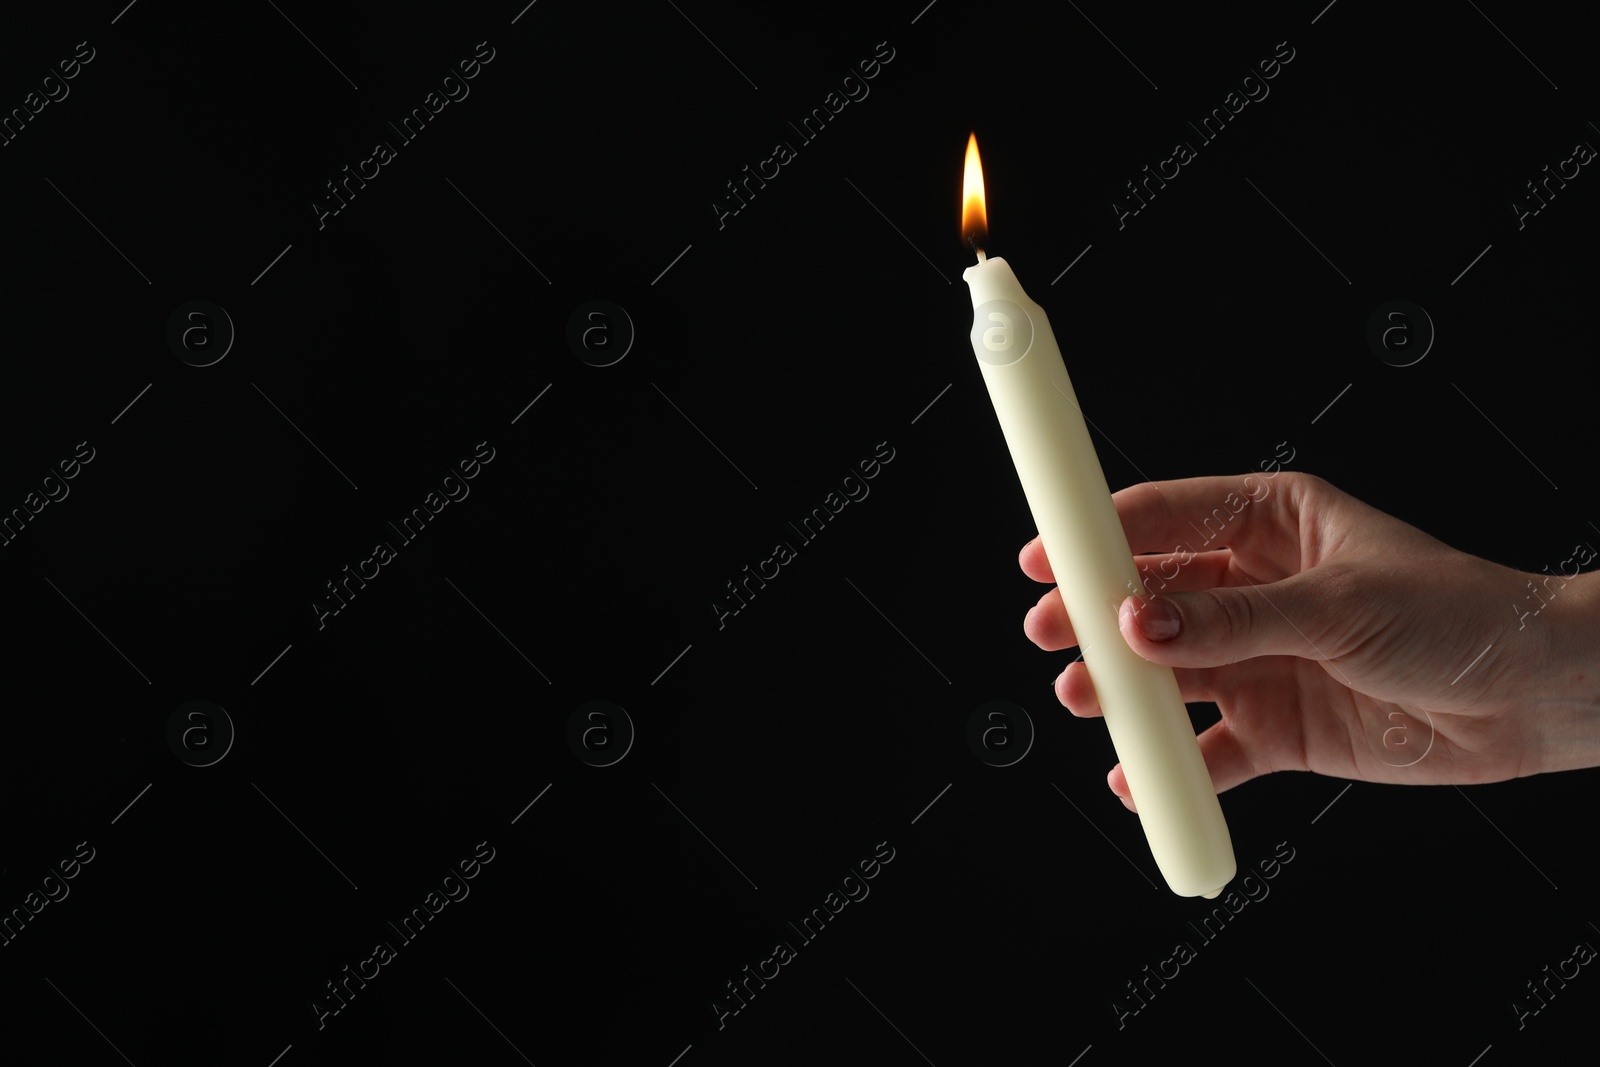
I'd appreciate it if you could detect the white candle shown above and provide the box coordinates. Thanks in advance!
[960,133,1235,898]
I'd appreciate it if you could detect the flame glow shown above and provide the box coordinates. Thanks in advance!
[962,132,987,250]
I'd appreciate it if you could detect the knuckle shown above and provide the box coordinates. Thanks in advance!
[1205,586,1256,651]
[1299,563,1363,653]
[1279,470,1340,514]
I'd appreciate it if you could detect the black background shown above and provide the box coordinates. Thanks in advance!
[2,1,1598,1063]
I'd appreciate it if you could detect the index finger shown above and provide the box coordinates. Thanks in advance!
[1018,473,1299,582]
[1114,474,1292,558]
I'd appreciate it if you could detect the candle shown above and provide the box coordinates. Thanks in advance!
[959,133,1235,898]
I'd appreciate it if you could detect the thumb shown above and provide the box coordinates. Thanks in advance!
[1117,574,1332,668]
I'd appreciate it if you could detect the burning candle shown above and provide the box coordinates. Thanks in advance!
[959,133,1235,898]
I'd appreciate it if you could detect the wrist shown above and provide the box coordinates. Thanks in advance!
[1528,568,1600,775]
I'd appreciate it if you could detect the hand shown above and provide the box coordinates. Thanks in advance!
[1019,472,1600,809]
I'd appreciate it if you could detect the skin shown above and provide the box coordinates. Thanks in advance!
[1019,472,1600,811]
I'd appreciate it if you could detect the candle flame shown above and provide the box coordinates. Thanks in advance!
[961,132,987,253]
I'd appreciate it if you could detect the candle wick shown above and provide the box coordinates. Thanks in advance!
[975,248,987,263]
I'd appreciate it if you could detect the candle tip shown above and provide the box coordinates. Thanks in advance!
[975,249,987,263]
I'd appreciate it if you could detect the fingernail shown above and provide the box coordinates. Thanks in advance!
[1024,605,1037,632]
[1134,597,1180,642]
